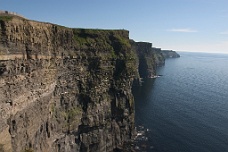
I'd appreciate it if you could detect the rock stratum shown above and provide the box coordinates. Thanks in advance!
[0,14,179,152]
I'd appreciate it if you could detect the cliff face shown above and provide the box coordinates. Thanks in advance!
[131,41,165,78]
[161,50,180,58]
[0,15,137,152]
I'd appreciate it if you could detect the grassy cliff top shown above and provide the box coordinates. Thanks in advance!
[0,13,133,60]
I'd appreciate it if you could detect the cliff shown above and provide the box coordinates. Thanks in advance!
[161,50,180,58]
[151,47,166,67]
[131,41,165,78]
[0,13,180,152]
[0,15,137,152]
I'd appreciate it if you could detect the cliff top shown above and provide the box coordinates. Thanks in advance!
[0,10,25,19]
[0,12,128,34]
[0,12,133,61]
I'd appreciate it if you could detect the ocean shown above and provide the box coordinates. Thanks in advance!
[133,52,228,152]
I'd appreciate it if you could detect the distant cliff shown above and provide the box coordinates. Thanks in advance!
[131,41,167,79]
[161,50,180,58]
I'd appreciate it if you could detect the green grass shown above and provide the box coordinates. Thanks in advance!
[67,107,82,120]
[72,28,132,60]
[73,28,104,46]
[113,34,131,48]
[0,16,13,21]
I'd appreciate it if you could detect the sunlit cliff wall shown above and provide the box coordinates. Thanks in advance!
[0,15,137,152]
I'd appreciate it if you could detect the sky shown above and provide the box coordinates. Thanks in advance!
[1,0,228,53]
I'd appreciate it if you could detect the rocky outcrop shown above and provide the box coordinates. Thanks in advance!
[0,15,137,152]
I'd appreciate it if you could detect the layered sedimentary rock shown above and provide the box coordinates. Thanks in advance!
[0,15,137,152]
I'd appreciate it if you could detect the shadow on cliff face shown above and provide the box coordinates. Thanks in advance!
[78,94,91,112]
[138,56,149,78]
[0,63,6,75]
[113,59,126,80]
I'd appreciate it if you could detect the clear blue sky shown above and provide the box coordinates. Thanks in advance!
[1,0,228,53]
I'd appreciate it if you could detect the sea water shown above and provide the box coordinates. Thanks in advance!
[133,52,228,152]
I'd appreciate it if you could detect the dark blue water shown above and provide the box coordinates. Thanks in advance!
[133,52,228,152]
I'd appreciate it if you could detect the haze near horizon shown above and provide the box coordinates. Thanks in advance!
[1,0,228,54]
